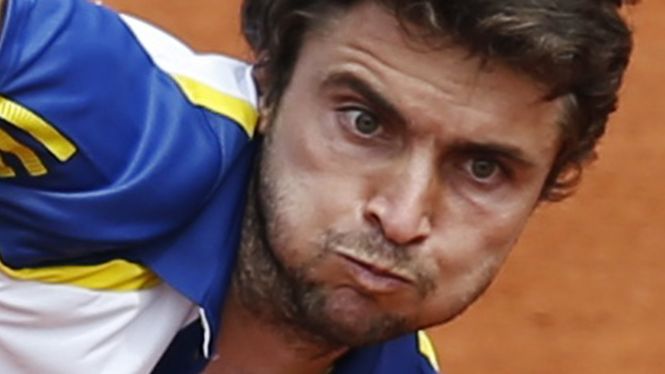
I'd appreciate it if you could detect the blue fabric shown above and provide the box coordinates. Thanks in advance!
[152,321,209,374]
[0,0,233,263]
[0,0,253,362]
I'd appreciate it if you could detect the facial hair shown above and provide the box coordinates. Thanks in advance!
[231,137,422,351]
[231,127,501,352]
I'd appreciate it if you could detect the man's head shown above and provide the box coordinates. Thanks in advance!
[234,0,634,349]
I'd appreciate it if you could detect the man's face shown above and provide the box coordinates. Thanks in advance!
[248,2,562,346]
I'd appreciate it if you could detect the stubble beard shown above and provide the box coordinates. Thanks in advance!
[230,126,503,354]
[230,136,412,353]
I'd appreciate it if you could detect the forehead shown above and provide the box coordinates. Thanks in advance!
[312,1,543,97]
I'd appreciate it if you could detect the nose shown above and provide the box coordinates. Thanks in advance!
[363,157,436,246]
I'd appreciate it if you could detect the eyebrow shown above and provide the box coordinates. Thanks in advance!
[320,71,407,126]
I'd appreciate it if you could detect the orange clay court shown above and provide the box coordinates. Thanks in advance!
[106,1,665,373]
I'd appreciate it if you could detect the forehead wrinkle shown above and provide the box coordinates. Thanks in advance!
[330,36,515,123]
[318,3,493,105]
[312,5,450,91]
[340,40,462,95]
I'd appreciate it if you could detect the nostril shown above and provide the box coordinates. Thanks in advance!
[363,195,388,226]
[363,190,434,246]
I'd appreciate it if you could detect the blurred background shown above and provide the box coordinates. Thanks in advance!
[106,1,664,372]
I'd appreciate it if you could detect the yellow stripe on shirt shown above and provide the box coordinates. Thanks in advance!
[171,74,259,137]
[0,128,47,176]
[418,330,441,372]
[0,257,161,292]
[0,96,77,162]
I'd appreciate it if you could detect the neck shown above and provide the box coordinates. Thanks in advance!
[210,288,347,374]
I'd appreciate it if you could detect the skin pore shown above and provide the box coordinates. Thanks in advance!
[215,1,564,373]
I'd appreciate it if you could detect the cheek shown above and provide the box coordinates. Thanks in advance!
[418,201,534,307]
[425,225,512,295]
[414,253,503,327]
[267,93,341,173]
[452,180,538,253]
[261,133,367,266]
[435,194,532,255]
[264,110,375,224]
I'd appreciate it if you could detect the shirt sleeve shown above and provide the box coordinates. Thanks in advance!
[0,0,225,267]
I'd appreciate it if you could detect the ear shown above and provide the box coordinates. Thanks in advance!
[256,104,273,135]
[252,63,274,135]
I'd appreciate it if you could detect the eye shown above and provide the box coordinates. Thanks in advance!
[471,159,497,179]
[466,157,502,182]
[339,108,381,136]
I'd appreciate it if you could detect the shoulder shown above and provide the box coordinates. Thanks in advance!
[119,14,259,135]
[0,0,260,261]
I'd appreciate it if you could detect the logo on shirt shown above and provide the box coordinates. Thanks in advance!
[0,96,77,178]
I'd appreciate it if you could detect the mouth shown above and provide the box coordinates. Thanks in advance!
[335,252,413,294]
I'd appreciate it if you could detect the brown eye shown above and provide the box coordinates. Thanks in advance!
[350,110,380,135]
[470,158,498,180]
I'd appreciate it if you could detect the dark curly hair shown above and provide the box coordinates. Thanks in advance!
[242,0,636,201]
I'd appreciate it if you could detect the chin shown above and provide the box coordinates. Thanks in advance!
[306,286,412,346]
